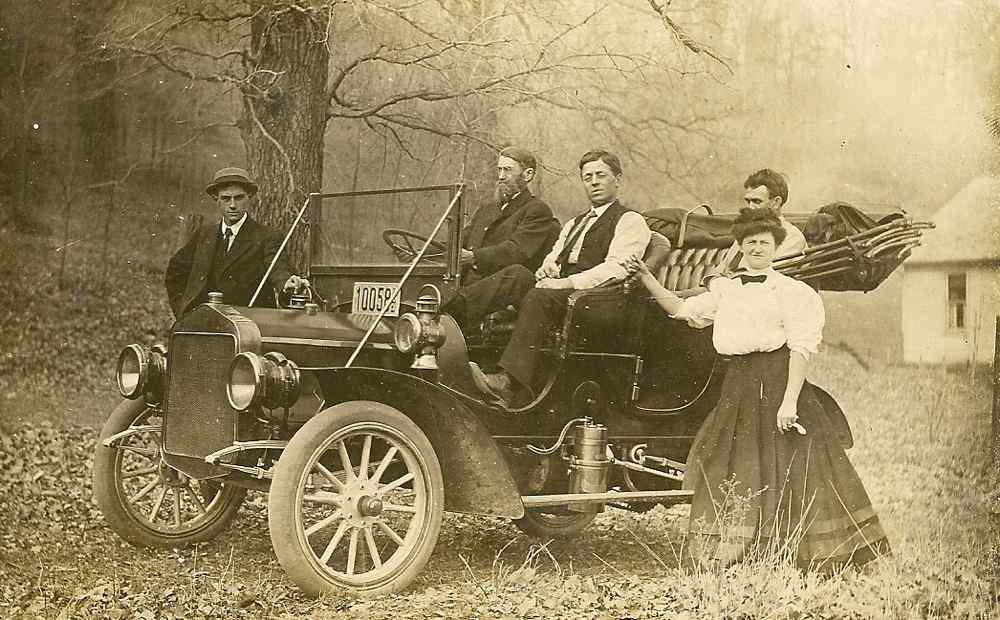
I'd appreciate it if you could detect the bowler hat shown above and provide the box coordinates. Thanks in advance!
[205,167,259,197]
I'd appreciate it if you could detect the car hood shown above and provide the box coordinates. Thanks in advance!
[239,306,398,367]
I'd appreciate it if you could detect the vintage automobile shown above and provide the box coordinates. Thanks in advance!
[92,184,931,596]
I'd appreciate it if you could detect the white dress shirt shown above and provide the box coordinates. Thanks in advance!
[672,268,825,359]
[540,202,651,289]
[220,213,248,252]
[777,218,808,257]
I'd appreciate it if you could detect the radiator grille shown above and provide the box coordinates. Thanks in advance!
[163,332,237,458]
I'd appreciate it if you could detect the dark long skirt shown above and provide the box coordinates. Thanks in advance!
[683,347,890,571]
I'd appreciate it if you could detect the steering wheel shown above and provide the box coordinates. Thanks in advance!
[382,228,447,263]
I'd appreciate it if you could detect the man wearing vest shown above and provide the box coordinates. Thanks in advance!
[165,167,304,318]
[469,149,651,407]
[442,147,559,328]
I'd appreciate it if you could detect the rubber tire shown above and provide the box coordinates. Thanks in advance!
[514,508,597,540]
[92,399,247,547]
[267,401,444,597]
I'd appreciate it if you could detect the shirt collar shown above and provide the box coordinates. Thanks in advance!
[742,266,777,277]
[500,192,521,211]
[590,200,616,216]
[222,212,248,237]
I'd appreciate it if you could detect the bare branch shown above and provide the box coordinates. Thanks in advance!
[646,0,733,74]
[114,44,246,86]
[162,121,240,155]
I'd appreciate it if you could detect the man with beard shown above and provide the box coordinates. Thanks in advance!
[442,147,559,328]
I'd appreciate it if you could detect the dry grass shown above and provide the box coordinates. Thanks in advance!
[0,350,992,619]
[0,222,994,618]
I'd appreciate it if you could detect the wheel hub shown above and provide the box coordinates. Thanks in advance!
[342,479,382,526]
[158,460,186,487]
[357,495,383,517]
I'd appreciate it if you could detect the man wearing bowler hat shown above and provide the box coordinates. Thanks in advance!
[165,166,303,318]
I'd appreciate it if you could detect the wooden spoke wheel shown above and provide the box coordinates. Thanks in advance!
[92,399,246,547]
[268,401,444,596]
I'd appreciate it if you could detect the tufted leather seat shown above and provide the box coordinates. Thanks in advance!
[657,246,728,291]
[626,230,728,293]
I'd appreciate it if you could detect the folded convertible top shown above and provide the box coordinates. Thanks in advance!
[643,203,934,292]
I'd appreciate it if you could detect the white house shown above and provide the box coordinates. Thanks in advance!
[902,177,1000,365]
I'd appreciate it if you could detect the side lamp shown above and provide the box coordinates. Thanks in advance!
[393,284,446,370]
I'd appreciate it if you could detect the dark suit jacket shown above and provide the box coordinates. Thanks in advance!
[165,216,291,318]
[462,190,558,283]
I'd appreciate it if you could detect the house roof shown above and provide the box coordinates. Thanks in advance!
[909,176,1000,264]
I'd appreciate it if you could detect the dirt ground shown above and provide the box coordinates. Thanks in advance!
[1,354,995,619]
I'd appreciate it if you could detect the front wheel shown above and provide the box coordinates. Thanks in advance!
[268,401,444,596]
[92,399,247,547]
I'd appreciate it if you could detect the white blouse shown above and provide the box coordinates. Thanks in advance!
[671,269,825,359]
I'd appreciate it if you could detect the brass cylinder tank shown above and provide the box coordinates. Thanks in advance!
[568,420,610,513]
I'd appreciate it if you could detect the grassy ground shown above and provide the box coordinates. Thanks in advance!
[0,353,993,619]
[0,225,995,618]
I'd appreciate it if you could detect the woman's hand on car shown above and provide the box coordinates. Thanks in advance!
[623,256,650,277]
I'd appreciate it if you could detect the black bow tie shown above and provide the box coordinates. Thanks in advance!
[737,273,767,285]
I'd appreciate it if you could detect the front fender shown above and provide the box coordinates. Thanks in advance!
[311,367,524,519]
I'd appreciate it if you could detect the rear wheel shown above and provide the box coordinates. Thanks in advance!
[268,401,444,596]
[92,399,246,547]
[514,507,596,540]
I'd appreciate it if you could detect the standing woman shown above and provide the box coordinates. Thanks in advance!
[626,207,889,571]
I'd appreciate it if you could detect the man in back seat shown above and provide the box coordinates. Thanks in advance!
[469,149,650,407]
[442,147,559,328]
[717,169,806,273]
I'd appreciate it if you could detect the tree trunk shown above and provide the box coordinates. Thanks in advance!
[241,7,328,274]
[71,0,117,184]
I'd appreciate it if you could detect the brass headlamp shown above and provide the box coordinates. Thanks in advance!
[227,351,301,411]
[116,343,168,403]
[393,284,446,369]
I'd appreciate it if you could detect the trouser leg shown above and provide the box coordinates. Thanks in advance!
[499,287,574,389]
[443,264,536,326]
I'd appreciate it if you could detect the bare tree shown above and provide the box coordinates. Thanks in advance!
[98,0,730,269]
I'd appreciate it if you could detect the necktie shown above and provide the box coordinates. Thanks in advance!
[222,227,233,252]
[738,273,767,285]
[556,209,598,266]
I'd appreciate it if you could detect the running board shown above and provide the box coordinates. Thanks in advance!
[521,489,693,508]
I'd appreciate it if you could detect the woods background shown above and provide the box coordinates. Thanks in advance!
[4,0,998,261]
[0,3,996,414]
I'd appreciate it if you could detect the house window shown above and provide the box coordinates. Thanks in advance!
[947,273,966,330]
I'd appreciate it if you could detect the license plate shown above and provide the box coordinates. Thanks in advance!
[352,282,401,317]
